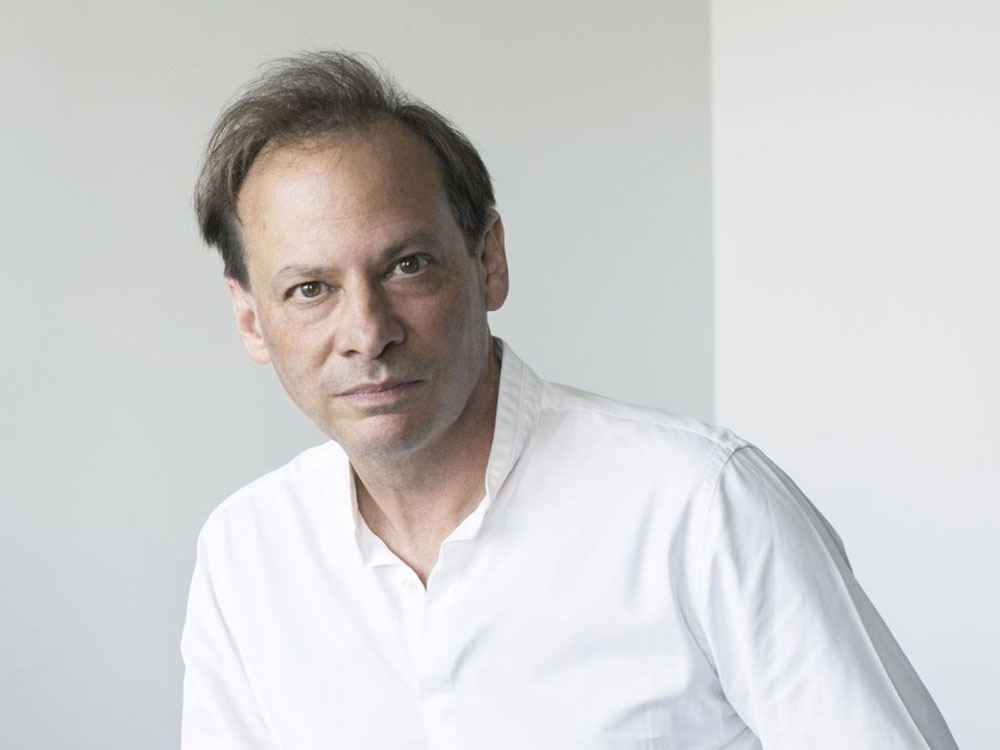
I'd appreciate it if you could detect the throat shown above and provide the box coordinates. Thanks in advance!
[354,468,487,586]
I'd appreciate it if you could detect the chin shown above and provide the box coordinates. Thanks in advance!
[326,417,437,460]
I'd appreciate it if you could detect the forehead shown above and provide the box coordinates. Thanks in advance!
[235,122,454,266]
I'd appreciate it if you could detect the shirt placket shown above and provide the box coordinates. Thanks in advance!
[394,551,461,750]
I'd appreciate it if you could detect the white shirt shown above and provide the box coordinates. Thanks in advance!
[181,342,958,750]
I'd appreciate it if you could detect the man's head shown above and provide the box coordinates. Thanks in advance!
[195,52,508,463]
[195,51,496,288]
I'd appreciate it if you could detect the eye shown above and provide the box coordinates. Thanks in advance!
[389,255,430,276]
[290,281,328,300]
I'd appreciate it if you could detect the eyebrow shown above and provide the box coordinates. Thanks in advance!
[269,231,440,291]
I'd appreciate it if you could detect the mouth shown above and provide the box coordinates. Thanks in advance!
[337,378,423,404]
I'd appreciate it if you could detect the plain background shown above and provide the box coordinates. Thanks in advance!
[713,3,999,747]
[0,1,993,748]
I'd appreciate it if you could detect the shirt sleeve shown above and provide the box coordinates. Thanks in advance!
[180,530,277,750]
[692,445,959,749]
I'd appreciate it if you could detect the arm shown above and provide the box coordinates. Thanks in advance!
[693,445,958,749]
[180,531,276,750]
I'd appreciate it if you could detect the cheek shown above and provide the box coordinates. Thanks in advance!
[259,308,335,376]
[429,299,490,378]
[415,286,481,347]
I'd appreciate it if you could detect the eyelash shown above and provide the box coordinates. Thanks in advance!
[288,281,328,301]
[387,254,431,277]
[286,255,432,301]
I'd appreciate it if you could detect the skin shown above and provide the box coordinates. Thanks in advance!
[228,120,509,585]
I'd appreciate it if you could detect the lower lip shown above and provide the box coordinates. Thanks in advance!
[341,381,421,406]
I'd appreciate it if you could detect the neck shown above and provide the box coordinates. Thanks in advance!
[350,342,502,581]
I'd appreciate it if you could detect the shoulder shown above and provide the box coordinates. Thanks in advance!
[537,379,747,471]
[703,443,850,567]
[506,378,759,525]
[197,440,347,550]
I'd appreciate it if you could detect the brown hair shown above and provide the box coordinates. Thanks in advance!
[194,51,495,287]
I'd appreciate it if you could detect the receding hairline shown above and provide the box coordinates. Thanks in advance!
[231,116,388,208]
[234,116,454,227]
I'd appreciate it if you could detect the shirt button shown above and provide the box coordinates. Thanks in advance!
[402,577,422,596]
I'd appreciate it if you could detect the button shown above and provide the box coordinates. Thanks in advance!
[402,577,422,596]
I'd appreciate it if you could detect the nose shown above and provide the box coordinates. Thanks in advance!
[334,281,405,359]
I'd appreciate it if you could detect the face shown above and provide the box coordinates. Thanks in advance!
[229,122,508,463]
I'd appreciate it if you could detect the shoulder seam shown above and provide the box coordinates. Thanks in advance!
[539,387,737,447]
[694,443,753,610]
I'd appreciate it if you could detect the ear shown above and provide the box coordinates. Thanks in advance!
[478,210,509,312]
[226,278,272,364]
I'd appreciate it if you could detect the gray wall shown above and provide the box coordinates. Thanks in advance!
[1,2,712,748]
[713,3,999,748]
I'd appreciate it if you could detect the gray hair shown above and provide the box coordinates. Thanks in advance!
[194,51,495,287]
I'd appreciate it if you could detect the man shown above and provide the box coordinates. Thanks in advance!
[182,52,958,749]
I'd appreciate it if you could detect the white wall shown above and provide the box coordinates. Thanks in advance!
[10,2,986,747]
[713,3,999,748]
[0,2,712,748]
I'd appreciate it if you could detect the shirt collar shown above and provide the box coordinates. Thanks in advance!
[346,338,544,566]
[485,338,543,500]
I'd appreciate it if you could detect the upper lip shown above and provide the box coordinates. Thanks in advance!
[338,377,419,396]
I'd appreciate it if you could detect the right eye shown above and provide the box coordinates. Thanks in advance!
[290,281,328,300]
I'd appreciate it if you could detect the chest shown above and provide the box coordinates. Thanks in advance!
[228,497,748,750]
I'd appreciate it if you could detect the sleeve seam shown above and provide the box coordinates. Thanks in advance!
[693,442,752,616]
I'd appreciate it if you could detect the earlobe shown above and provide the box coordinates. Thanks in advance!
[226,278,272,365]
[479,210,509,312]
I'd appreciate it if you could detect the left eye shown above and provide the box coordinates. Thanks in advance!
[290,281,328,299]
[391,255,429,275]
